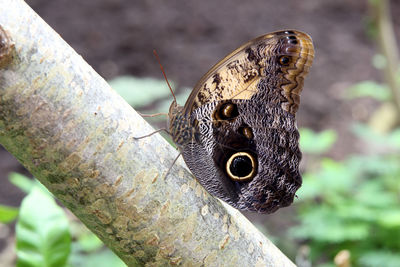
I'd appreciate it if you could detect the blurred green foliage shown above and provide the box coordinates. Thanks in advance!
[292,78,400,266]
[299,128,337,155]
[1,173,127,267]
[108,76,173,108]
[346,80,390,101]
[0,204,18,223]
[16,187,71,267]
[109,75,190,120]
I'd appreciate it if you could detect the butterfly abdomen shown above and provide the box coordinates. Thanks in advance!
[168,102,197,147]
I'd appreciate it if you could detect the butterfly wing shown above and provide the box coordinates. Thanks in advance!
[183,30,314,116]
[184,98,303,213]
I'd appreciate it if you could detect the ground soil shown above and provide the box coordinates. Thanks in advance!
[1,0,399,263]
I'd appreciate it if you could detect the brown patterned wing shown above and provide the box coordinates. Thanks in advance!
[183,30,314,116]
[169,30,315,213]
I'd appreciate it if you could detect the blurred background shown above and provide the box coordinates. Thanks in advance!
[1,0,400,266]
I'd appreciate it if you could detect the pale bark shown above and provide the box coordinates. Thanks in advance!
[0,1,296,266]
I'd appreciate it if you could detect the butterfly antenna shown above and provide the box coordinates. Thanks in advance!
[153,49,177,103]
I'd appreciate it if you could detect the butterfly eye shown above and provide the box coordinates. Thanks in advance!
[215,102,239,120]
[226,152,257,181]
[279,56,291,66]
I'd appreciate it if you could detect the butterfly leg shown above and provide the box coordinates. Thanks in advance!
[164,152,182,179]
[133,128,171,140]
[138,112,168,117]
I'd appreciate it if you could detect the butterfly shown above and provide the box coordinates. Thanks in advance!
[164,30,314,213]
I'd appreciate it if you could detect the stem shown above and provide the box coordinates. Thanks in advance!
[372,0,400,115]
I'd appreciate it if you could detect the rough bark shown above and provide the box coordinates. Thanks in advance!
[0,1,296,266]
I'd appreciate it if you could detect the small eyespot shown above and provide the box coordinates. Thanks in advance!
[279,56,291,66]
[215,102,239,120]
[239,126,254,140]
[226,152,257,181]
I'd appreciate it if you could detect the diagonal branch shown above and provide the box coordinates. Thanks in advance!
[0,0,295,266]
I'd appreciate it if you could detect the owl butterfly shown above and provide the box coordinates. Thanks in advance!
[165,30,314,213]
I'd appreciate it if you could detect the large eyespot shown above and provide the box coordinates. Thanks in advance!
[279,56,291,66]
[226,152,257,181]
[214,102,239,120]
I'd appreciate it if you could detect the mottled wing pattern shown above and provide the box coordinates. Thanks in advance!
[183,30,314,116]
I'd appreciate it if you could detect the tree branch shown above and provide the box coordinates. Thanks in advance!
[0,0,295,266]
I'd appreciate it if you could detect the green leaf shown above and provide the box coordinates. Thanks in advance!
[68,222,128,267]
[9,172,54,198]
[377,210,400,228]
[299,128,337,154]
[359,251,400,267]
[291,205,369,242]
[318,158,357,193]
[76,232,103,252]
[68,219,104,253]
[297,158,358,201]
[317,264,335,267]
[16,187,71,267]
[334,201,376,222]
[0,204,19,223]
[9,172,36,193]
[346,155,399,177]
[69,249,127,267]
[355,179,398,208]
[154,87,191,112]
[296,172,321,199]
[345,80,390,101]
[352,123,400,149]
[109,76,173,108]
